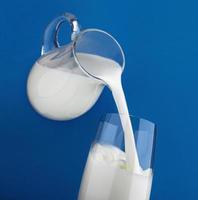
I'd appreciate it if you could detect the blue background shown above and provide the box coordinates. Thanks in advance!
[0,0,198,199]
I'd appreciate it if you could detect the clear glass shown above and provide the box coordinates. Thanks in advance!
[27,13,126,121]
[78,113,156,200]
[73,29,125,82]
[42,13,125,83]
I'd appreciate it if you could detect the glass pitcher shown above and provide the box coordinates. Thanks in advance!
[27,13,125,120]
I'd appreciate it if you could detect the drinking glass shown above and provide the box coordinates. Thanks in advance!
[78,113,156,200]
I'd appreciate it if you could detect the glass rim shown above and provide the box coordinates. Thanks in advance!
[72,28,126,81]
[99,112,156,126]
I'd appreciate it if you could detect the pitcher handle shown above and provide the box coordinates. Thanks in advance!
[41,12,80,55]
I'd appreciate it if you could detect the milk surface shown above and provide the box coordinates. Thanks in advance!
[78,144,152,200]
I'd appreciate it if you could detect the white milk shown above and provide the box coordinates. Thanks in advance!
[27,51,104,120]
[78,144,152,200]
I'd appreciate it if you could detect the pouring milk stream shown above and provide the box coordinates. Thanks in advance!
[27,13,152,200]
[75,53,140,171]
